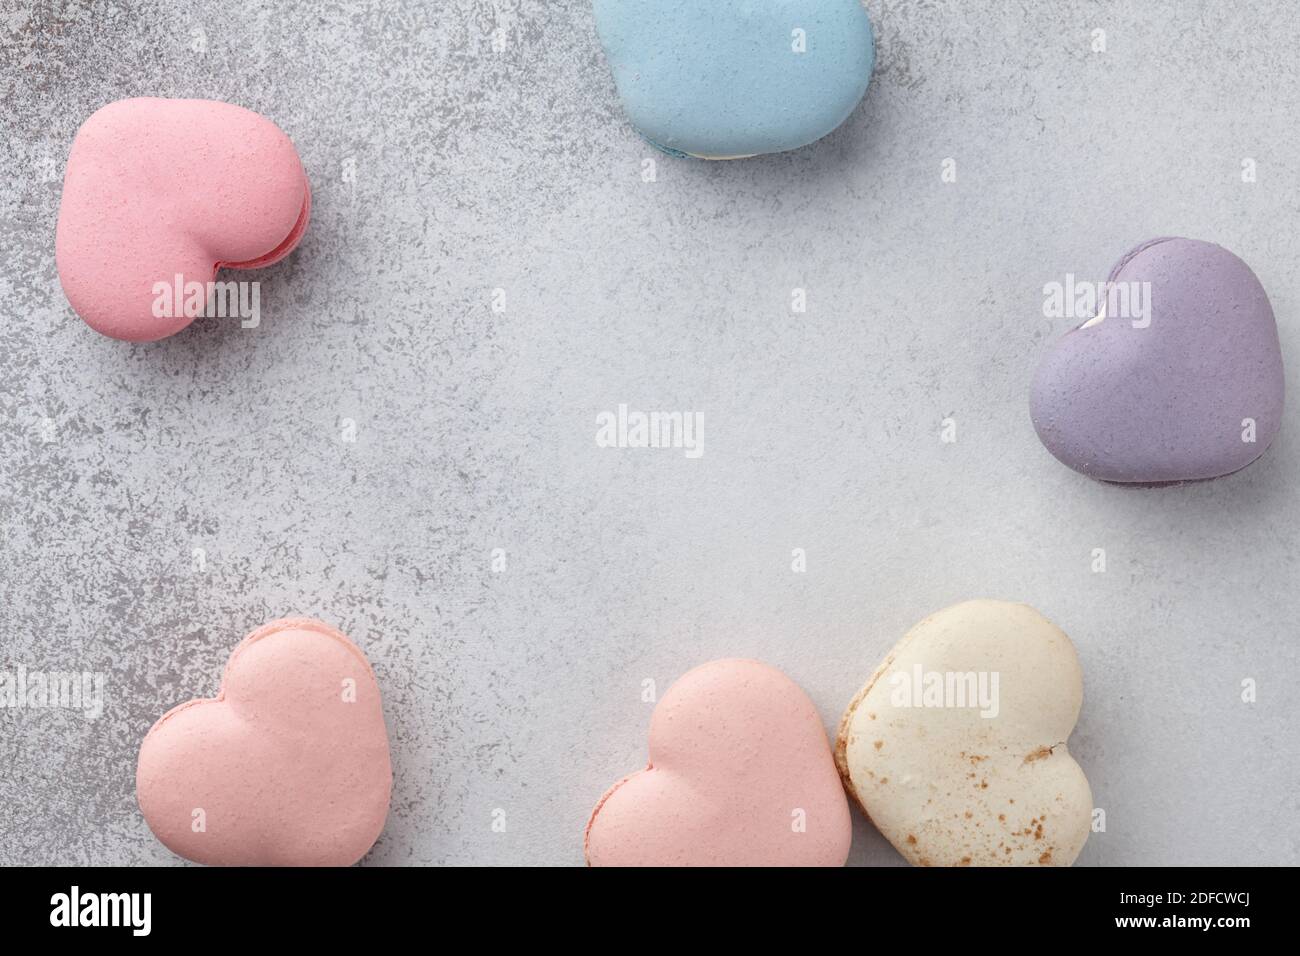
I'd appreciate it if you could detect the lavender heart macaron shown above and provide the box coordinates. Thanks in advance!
[1031,238,1285,483]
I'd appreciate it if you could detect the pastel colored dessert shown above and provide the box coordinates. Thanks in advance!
[585,658,851,866]
[836,601,1092,867]
[592,0,875,159]
[136,618,391,867]
[56,97,310,342]
[1031,238,1284,483]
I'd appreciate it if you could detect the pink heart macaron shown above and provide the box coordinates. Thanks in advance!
[56,97,311,342]
[585,658,852,866]
[136,618,391,867]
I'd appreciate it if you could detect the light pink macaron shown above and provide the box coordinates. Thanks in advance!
[585,658,852,866]
[56,97,310,342]
[136,618,391,867]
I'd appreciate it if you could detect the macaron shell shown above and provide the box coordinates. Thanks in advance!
[1030,237,1285,483]
[222,172,311,271]
[836,601,1092,867]
[593,0,875,159]
[55,97,309,341]
[136,618,392,867]
[585,658,851,867]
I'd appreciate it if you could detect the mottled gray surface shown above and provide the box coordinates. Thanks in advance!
[1,0,1298,867]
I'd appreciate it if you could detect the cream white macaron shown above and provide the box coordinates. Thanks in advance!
[836,600,1092,866]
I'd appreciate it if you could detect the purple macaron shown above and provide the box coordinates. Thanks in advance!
[1031,238,1285,483]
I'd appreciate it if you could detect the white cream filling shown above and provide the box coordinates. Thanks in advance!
[1078,298,1107,330]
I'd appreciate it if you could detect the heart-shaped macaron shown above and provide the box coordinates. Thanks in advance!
[593,0,875,159]
[836,601,1092,866]
[1031,237,1285,483]
[585,658,851,866]
[136,618,391,866]
[56,97,311,342]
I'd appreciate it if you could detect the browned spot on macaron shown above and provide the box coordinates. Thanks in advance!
[906,834,917,845]
[1024,745,1053,764]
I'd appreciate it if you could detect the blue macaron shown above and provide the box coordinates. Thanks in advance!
[593,0,876,159]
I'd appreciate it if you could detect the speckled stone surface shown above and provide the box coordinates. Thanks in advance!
[1,0,1298,866]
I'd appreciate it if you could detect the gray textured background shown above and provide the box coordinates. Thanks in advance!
[2,0,1298,866]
